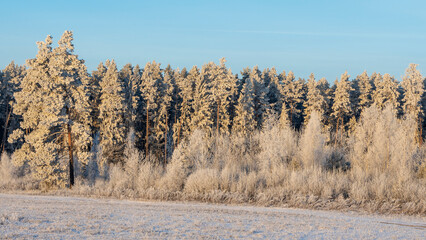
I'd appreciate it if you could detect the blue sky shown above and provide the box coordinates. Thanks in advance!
[1,0,425,81]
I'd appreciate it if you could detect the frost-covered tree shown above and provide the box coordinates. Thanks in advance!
[331,71,352,144]
[232,77,256,135]
[303,73,326,125]
[298,111,327,168]
[351,104,417,177]
[141,61,163,156]
[356,71,373,113]
[156,65,174,163]
[119,63,144,149]
[190,63,214,134]
[401,63,424,144]
[281,71,304,128]
[250,66,269,128]
[10,31,92,188]
[0,61,25,154]
[98,60,127,165]
[263,67,282,114]
[373,73,400,110]
[173,67,194,146]
[210,58,235,135]
[90,62,106,136]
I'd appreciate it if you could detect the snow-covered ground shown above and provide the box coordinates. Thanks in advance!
[0,193,424,239]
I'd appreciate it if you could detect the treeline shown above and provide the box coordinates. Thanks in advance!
[0,31,425,192]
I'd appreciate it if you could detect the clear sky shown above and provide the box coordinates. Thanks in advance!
[1,0,425,82]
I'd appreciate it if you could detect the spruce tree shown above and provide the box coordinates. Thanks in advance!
[303,73,326,125]
[250,66,269,128]
[232,78,256,135]
[98,60,127,165]
[173,67,194,146]
[190,63,214,134]
[210,58,235,135]
[141,61,163,157]
[281,71,304,128]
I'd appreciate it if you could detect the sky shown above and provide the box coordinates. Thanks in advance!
[1,0,425,82]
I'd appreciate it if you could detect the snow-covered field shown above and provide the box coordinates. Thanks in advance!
[0,194,424,239]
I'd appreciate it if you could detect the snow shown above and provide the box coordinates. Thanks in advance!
[0,193,424,239]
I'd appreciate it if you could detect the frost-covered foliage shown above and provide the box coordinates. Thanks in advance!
[9,31,91,189]
[1,32,426,214]
[98,60,127,165]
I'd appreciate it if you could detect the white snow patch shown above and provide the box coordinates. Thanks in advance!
[0,193,424,239]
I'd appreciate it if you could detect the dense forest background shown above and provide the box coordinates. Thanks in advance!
[0,31,425,215]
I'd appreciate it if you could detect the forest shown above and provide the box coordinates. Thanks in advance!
[0,31,425,215]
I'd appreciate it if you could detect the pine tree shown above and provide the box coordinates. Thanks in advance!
[331,71,352,145]
[10,31,92,188]
[401,63,424,145]
[98,60,127,165]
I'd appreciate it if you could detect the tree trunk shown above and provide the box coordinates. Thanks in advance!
[164,114,168,165]
[145,102,149,157]
[67,123,74,188]
[216,99,220,136]
[340,117,344,144]
[335,116,340,146]
[1,105,12,155]
[418,118,423,147]
[177,122,181,147]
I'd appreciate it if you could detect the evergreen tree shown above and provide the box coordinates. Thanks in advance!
[90,62,106,136]
[373,73,400,110]
[10,31,92,188]
[210,58,235,135]
[264,67,282,114]
[156,64,174,163]
[0,61,25,154]
[331,71,352,144]
[98,60,127,165]
[303,73,326,125]
[190,63,214,134]
[250,66,269,128]
[232,77,256,135]
[173,67,194,146]
[141,61,163,156]
[119,63,144,149]
[356,71,373,115]
[281,71,304,128]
